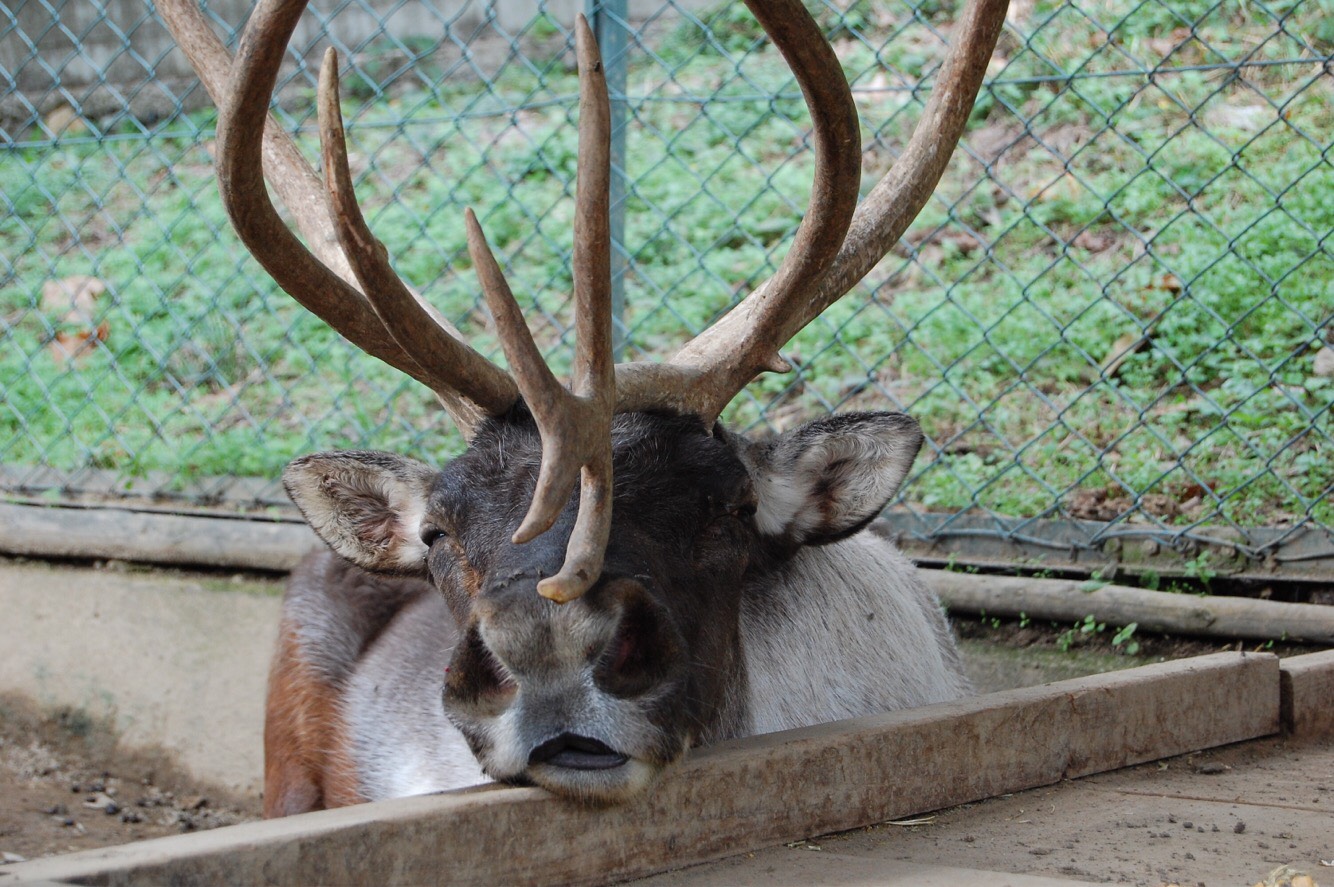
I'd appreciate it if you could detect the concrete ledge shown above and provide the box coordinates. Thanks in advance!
[1280,649,1334,738]
[1,652,1279,887]
[0,561,280,794]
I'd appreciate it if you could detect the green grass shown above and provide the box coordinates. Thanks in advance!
[0,0,1329,535]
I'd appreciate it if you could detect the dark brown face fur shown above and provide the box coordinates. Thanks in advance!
[418,410,761,801]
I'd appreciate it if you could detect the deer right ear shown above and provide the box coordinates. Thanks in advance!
[746,412,923,547]
[283,451,438,575]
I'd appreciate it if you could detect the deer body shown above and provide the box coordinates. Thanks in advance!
[159,0,1006,819]
[267,412,969,815]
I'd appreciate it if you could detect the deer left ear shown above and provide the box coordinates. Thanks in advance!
[745,412,923,546]
[283,451,438,575]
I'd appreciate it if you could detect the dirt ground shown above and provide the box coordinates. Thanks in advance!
[952,615,1321,662]
[0,694,260,866]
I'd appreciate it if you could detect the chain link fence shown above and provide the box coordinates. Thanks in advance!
[1,0,1330,581]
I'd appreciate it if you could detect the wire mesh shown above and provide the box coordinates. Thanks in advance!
[0,0,1330,577]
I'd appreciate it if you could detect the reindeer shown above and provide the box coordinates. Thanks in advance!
[159,0,1007,815]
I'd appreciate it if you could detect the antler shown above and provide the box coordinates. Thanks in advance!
[159,0,518,433]
[464,17,615,603]
[614,0,1011,424]
[159,0,1007,601]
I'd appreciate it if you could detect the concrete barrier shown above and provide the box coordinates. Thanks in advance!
[1280,649,1334,738]
[0,560,282,795]
[0,652,1281,886]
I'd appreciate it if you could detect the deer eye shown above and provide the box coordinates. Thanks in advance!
[420,525,447,547]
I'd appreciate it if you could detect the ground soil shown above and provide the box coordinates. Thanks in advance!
[0,694,260,866]
[952,613,1322,663]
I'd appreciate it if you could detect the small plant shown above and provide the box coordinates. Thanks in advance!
[1078,614,1106,635]
[1111,622,1140,656]
[1182,552,1216,588]
[527,12,562,41]
[1058,613,1106,653]
[1080,569,1111,592]
[1018,611,1031,629]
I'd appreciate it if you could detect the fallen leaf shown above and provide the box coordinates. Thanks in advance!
[1073,230,1114,253]
[43,104,89,138]
[1153,273,1183,295]
[1100,332,1146,379]
[42,275,105,319]
[1030,173,1081,203]
[43,276,110,367]
[48,322,110,365]
[1313,346,1334,377]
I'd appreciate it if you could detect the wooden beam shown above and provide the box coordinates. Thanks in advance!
[1,653,1279,887]
[928,570,1334,644]
[4,501,1330,649]
[0,502,318,572]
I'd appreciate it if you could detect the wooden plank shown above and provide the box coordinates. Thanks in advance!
[0,502,318,572]
[928,571,1334,644]
[1280,650,1334,738]
[1,652,1278,887]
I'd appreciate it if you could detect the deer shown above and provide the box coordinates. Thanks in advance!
[158,0,1007,815]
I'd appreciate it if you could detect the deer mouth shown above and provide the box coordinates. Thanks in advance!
[528,733,629,771]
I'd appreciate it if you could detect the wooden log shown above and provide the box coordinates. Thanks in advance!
[5,500,1328,645]
[928,570,1334,644]
[0,502,318,573]
[2,653,1279,887]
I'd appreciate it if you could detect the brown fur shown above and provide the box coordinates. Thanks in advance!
[262,626,364,817]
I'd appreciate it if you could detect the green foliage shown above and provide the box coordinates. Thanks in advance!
[0,0,1328,547]
[1111,622,1141,656]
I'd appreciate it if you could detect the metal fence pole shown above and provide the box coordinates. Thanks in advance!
[586,0,629,358]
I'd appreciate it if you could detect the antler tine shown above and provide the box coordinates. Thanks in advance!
[614,0,862,423]
[554,15,616,604]
[163,0,519,433]
[156,0,341,281]
[465,209,580,541]
[807,0,1010,306]
[317,49,520,414]
[463,16,614,604]
[616,0,1008,425]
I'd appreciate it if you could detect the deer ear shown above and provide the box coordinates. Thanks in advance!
[283,451,438,575]
[747,412,923,546]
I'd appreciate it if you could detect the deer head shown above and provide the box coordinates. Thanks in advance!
[159,0,1007,802]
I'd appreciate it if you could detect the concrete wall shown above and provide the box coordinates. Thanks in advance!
[0,560,283,795]
[1,0,705,122]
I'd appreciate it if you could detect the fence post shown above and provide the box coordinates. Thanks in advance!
[585,0,629,358]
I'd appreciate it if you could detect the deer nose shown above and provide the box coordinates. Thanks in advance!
[528,733,628,770]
